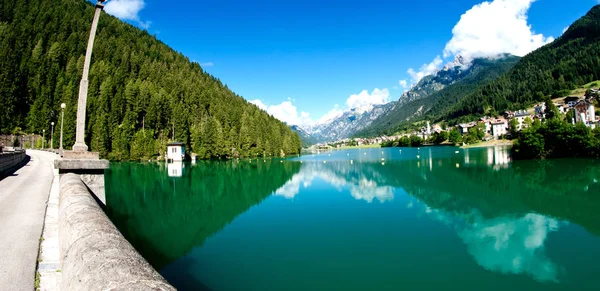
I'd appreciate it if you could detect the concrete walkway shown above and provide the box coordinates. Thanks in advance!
[0,150,56,291]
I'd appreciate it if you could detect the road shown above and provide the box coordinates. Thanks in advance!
[0,150,56,291]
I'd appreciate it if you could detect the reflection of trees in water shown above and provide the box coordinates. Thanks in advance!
[105,160,302,270]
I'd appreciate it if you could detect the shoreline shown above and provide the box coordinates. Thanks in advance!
[460,140,513,149]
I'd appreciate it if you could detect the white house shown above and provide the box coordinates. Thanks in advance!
[513,110,532,131]
[166,142,185,162]
[491,119,508,138]
[574,99,597,128]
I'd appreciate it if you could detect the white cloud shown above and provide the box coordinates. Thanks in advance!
[104,0,150,28]
[562,26,569,35]
[249,99,267,110]
[200,62,214,67]
[443,0,554,62]
[251,88,391,127]
[249,100,312,126]
[317,104,344,124]
[399,79,408,89]
[346,88,390,113]
[407,56,444,84]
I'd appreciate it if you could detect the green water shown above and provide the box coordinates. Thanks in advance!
[106,147,600,290]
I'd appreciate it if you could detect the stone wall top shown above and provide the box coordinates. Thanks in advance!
[59,173,174,290]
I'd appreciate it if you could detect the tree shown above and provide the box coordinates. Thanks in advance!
[433,131,448,144]
[449,128,462,144]
[509,118,519,134]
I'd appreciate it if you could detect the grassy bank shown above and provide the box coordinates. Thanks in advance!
[460,139,513,149]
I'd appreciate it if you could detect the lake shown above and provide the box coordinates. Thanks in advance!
[105,146,600,290]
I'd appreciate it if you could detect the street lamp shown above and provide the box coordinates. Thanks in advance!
[60,103,66,151]
[73,0,107,152]
[51,122,55,150]
[42,129,45,149]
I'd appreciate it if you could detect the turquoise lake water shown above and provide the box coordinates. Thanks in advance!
[106,146,600,290]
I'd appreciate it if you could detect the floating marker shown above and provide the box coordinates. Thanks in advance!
[417,155,420,159]
[280,160,283,163]
[350,160,353,164]
[323,161,327,164]
[456,163,460,168]
[300,161,303,163]
[381,158,385,161]
[455,151,459,154]
[382,162,385,166]
[364,153,367,155]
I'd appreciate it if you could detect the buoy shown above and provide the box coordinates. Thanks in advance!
[455,151,459,154]
[323,161,327,164]
[456,163,460,168]
[300,161,303,163]
[417,155,420,159]
[350,160,353,164]
[381,158,385,161]
[364,153,367,155]
[382,162,385,166]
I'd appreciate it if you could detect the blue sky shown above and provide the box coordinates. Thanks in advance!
[102,0,598,126]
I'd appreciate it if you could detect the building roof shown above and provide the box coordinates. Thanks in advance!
[167,142,184,146]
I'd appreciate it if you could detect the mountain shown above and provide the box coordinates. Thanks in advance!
[444,5,600,121]
[0,0,301,160]
[399,55,469,106]
[290,125,318,146]
[301,103,395,143]
[355,55,520,137]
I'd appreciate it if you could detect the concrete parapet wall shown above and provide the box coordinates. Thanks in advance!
[0,150,27,175]
[59,174,175,290]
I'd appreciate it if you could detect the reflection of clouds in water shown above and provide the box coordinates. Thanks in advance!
[459,213,560,282]
[349,179,394,203]
[275,171,318,199]
[431,209,561,283]
[274,164,394,203]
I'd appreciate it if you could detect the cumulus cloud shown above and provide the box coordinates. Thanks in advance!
[104,0,151,29]
[399,80,408,89]
[346,88,390,113]
[249,99,312,126]
[407,56,444,84]
[317,104,344,124]
[443,0,554,61]
[200,62,214,67]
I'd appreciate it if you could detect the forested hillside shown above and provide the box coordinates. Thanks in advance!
[356,56,520,137]
[0,0,301,160]
[445,5,600,120]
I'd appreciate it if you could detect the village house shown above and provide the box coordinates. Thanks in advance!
[574,99,597,128]
[513,110,532,131]
[490,118,508,138]
[458,122,477,135]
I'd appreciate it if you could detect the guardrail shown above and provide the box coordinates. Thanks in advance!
[0,150,27,175]
[59,174,175,290]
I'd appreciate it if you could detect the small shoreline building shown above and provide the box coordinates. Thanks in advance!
[166,142,185,162]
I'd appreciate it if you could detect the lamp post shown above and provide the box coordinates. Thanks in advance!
[60,103,66,151]
[73,0,106,152]
[51,122,55,150]
[42,129,45,149]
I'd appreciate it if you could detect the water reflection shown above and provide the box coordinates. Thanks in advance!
[106,147,600,289]
[274,162,395,203]
[283,147,600,283]
[106,160,302,269]
[431,208,562,282]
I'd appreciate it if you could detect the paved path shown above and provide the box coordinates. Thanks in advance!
[0,150,56,291]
